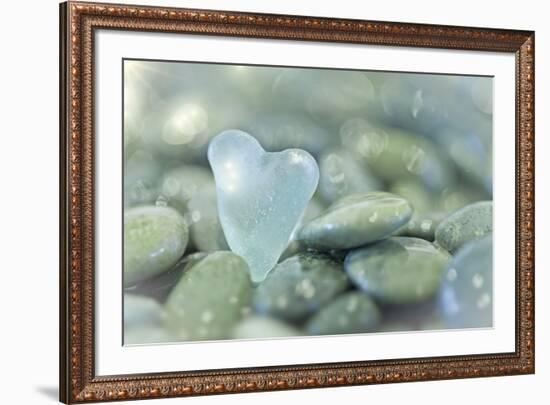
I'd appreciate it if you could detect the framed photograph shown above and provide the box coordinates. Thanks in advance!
[59,1,535,403]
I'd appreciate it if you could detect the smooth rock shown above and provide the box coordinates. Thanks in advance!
[241,112,333,156]
[378,74,453,134]
[305,292,381,335]
[124,294,165,327]
[126,252,208,302]
[231,315,301,339]
[281,197,326,261]
[390,179,433,214]
[124,150,161,208]
[318,148,381,205]
[124,206,188,287]
[440,235,493,328]
[272,69,375,126]
[436,127,492,194]
[208,130,319,282]
[340,119,454,191]
[396,212,446,241]
[165,251,252,341]
[253,252,348,321]
[187,185,229,252]
[437,184,489,213]
[345,237,448,304]
[298,192,413,250]
[435,201,492,253]
[377,297,443,332]
[159,165,214,214]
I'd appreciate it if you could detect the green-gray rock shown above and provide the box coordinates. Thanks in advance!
[396,212,446,241]
[318,148,381,204]
[231,316,301,339]
[253,252,348,321]
[345,237,448,304]
[124,206,188,287]
[435,201,492,253]
[126,252,208,302]
[280,197,326,261]
[306,292,381,335]
[165,251,252,340]
[187,185,229,251]
[298,192,413,250]
[160,165,214,214]
[124,294,165,327]
[340,119,454,191]
[390,179,433,214]
[440,235,493,328]
[124,150,161,208]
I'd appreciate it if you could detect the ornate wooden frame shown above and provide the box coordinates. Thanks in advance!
[59,1,535,403]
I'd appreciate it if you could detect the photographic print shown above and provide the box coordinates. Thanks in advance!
[60,2,535,402]
[122,60,494,344]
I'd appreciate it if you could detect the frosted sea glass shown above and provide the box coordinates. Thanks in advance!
[208,130,319,283]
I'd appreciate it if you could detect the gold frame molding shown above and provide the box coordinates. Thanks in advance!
[59,1,535,403]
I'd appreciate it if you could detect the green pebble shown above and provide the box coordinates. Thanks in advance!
[440,234,493,328]
[164,251,252,341]
[318,148,381,205]
[396,212,446,241]
[340,120,454,191]
[390,179,434,214]
[253,252,348,321]
[345,237,448,304]
[187,185,229,251]
[160,165,214,214]
[298,192,413,250]
[231,316,301,339]
[124,206,188,287]
[305,292,381,335]
[124,294,165,328]
[280,197,326,261]
[377,298,443,332]
[124,150,161,208]
[126,252,208,302]
[435,201,492,253]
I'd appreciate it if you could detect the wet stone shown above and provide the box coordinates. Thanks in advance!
[435,201,492,253]
[396,212,446,241]
[298,192,413,250]
[305,292,381,335]
[160,165,214,214]
[252,252,348,322]
[439,235,493,329]
[164,251,252,341]
[340,119,455,191]
[272,69,375,126]
[126,252,208,302]
[318,148,381,205]
[187,185,229,252]
[390,179,434,214]
[123,294,165,328]
[124,206,188,287]
[124,150,161,208]
[345,237,448,305]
